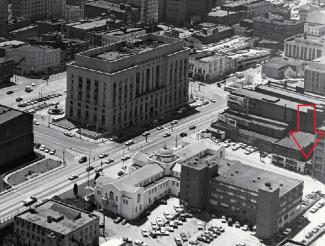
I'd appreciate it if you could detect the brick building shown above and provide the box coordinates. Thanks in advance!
[180,157,303,239]
[0,57,13,84]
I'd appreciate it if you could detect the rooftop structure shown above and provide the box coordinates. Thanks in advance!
[0,104,24,124]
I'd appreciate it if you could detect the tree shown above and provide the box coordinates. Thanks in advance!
[73,183,78,197]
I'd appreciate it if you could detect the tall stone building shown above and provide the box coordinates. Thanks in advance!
[0,0,8,37]
[65,34,190,134]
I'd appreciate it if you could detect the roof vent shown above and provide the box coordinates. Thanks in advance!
[265,182,271,187]
[195,157,199,161]
[230,173,234,176]
[193,161,197,165]
[227,163,230,166]
[252,180,256,183]
[235,170,239,173]
[257,176,261,180]
[280,183,283,187]
[47,216,52,223]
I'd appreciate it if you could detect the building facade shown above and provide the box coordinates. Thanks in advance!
[180,158,304,239]
[14,199,99,246]
[312,125,325,184]
[0,57,13,84]
[0,105,33,171]
[284,34,325,61]
[0,0,8,37]
[65,5,82,21]
[5,45,61,75]
[65,34,190,134]
[304,23,325,36]
[46,0,67,18]
[12,0,47,20]
[304,57,325,95]
[140,0,159,24]
[193,23,235,44]
[253,17,304,42]
[189,51,234,82]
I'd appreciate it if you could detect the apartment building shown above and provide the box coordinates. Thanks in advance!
[65,34,190,134]
[46,0,66,18]
[304,23,325,36]
[0,105,33,172]
[0,57,13,84]
[140,0,159,24]
[12,0,47,20]
[180,158,304,239]
[284,34,325,61]
[193,23,235,44]
[304,57,325,95]
[100,28,146,46]
[5,45,61,75]
[94,139,225,220]
[0,0,8,37]
[14,199,99,246]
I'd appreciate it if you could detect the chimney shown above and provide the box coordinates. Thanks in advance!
[47,216,52,223]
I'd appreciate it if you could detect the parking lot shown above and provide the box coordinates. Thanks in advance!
[98,197,264,246]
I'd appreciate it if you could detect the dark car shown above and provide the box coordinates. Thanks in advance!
[118,171,125,176]
[189,125,196,130]
[114,217,123,224]
[180,132,187,137]
[34,143,41,149]
[160,199,167,205]
[217,83,221,87]
[16,97,23,102]
[86,166,94,172]
[78,156,87,163]
[6,90,14,95]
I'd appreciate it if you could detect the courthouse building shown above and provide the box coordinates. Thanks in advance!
[65,34,190,134]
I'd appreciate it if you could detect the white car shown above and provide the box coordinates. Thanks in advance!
[134,240,144,245]
[68,175,78,180]
[125,140,134,146]
[64,131,73,137]
[171,120,178,125]
[121,155,130,161]
[198,222,203,230]
[141,228,149,237]
[39,145,46,151]
[156,217,164,227]
[99,153,108,158]
[210,98,216,103]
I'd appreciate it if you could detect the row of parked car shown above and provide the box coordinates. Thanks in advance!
[34,143,56,155]
[196,225,226,244]
[18,93,62,107]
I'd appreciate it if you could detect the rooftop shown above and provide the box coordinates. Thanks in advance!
[0,105,25,125]
[208,9,236,17]
[213,159,303,196]
[84,0,137,12]
[16,200,98,235]
[274,132,315,149]
[306,56,325,72]
[65,18,116,30]
[263,57,306,69]
[254,17,302,25]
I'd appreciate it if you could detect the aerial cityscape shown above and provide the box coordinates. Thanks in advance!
[0,0,325,246]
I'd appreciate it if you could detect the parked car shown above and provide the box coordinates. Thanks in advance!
[99,153,108,158]
[180,132,187,137]
[121,155,130,161]
[171,120,178,125]
[189,125,196,130]
[174,237,182,246]
[142,131,150,137]
[49,149,56,155]
[79,156,87,163]
[118,171,124,176]
[6,90,14,95]
[125,139,134,146]
[163,132,171,137]
[114,217,123,224]
[16,97,23,102]
[64,131,73,137]
[156,126,164,130]
[180,232,188,242]
[141,228,149,237]
[121,219,127,225]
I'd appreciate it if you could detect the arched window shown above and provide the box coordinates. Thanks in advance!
[137,194,141,203]
[109,191,114,200]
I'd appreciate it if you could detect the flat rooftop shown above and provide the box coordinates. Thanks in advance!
[65,18,115,30]
[274,132,315,149]
[214,159,303,196]
[84,0,137,12]
[16,200,98,235]
[208,9,236,17]
[0,105,25,125]
[95,36,168,61]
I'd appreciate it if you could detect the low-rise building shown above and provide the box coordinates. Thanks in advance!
[227,48,270,70]
[9,25,38,42]
[284,34,325,61]
[304,56,325,95]
[0,105,33,172]
[189,51,234,82]
[262,57,307,79]
[14,199,99,246]
[94,139,225,220]
[312,125,325,184]
[180,157,304,239]
[253,17,304,42]
[304,23,325,36]
[65,5,82,21]
[0,57,13,84]
[193,23,235,44]
[207,9,243,26]
[100,28,146,46]
[5,44,61,75]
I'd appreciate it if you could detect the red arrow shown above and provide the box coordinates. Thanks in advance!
[289,104,325,160]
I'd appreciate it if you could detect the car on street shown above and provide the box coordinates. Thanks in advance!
[163,132,171,137]
[121,155,130,161]
[134,240,144,245]
[174,237,182,246]
[79,156,87,163]
[156,126,164,130]
[114,217,123,224]
[180,232,188,242]
[44,148,50,153]
[118,171,125,176]
[180,132,187,137]
[217,83,221,87]
[105,158,114,164]
[6,90,14,95]
[121,219,127,225]
[23,196,38,206]
[189,125,196,130]
[142,131,150,137]
[108,136,118,141]
[198,222,203,230]
[64,131,73,137]
[242,225,248,231]
[34,143,41,149]
[39,145,46,151]
[210,98,216,103]
[221,216,227,223]
[49,149,56,155]
[125,139,134,146]
[34,121,40,126]
[16,97,23,102]
[68,175,78,180]
[98,153,108,158]
[86,166,94,172]
[141,228,149,237]
[171,120,178,125]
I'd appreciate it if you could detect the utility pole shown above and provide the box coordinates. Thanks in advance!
[63,148,65,164]
[175,135,178,147]
[87,150,90,187]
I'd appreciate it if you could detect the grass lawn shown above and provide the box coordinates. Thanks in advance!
[7,159,61,186]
